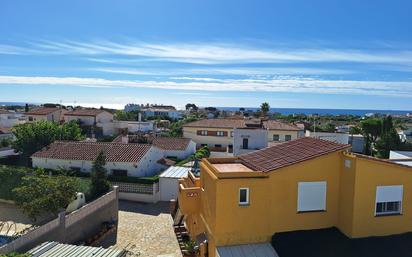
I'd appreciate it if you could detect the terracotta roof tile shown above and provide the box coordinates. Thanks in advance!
[65,109,110,117]
[183,118,300,131]
[25,107,61,115]
[152,137,192,151]
[239,137,350,172]
[32,141,152,163]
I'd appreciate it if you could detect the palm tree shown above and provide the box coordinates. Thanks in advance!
[260,102,270,116]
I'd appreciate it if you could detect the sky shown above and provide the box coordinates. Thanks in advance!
[1,0,412,110]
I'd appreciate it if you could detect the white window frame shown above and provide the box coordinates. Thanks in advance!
[217,131,225,137]
[297,181,327,212]
[239,188,249,206]
[375,185,403,216]
[201,130,208,136]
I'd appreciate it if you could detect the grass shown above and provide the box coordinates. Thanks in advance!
[272,227,412,257]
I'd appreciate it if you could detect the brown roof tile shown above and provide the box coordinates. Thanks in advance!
[183,118,300,131]
[65,109,111,117]
[239,137,350,172]
[32,141,152,163]
[25,107,61,115]
[152,137,191,151]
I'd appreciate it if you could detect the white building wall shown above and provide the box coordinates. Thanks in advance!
[159,178,180,201]
[162,141,196,160]
[233,128,268,156]
[32,146,166,177]
[305,131,349,144]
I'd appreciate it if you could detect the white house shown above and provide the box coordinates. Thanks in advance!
[159,166,191,201]
[0,110,25,128]
[25,107,65,123]
[31,141,165,177]
[114,120,156,133]
[143,106,182,120]
[232,127,268,156]
[64,109,114,136]
[305,131,350,145]
[389,150,412,167]
[151,137,196,160]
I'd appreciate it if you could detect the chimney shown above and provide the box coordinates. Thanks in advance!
[121,135,129,144]
[138,112,142,122]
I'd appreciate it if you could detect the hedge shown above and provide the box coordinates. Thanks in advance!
[0,165,29,200]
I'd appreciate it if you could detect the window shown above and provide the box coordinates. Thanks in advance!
[215,144,222,148]
[375,185,403,216]
[285,135,292,141]
[273,134,280,141]
[112,169,128,176]
[217,131,225,137]
[239,188,249,205]
[201,144,208,147]
[242,138,249,149]
[230,131,234,137]
[29,116,33,121]
[201,130,208,136]
[297,182,327,212]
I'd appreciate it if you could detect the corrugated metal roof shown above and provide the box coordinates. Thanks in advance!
[28,241,125,257]
[217,243,279,257]
[159,166,190,179]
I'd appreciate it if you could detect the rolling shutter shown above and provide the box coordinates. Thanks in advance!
[297,181,327,212]
[376,185,403,203]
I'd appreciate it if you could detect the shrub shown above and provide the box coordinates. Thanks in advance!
[0,165,29,200]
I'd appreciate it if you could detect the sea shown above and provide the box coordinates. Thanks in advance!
[217,107,411,116]
[1,102,410,116]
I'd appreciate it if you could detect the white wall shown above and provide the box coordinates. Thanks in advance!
[390,151,412,159]
[162,141,196,160]
[32,146,166,177]
[160,177,180,201]
[233,128,268,156]
[305,131,349,144]
[0,113,25,128]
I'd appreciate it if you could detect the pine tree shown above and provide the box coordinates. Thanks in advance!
[90,151,110,199]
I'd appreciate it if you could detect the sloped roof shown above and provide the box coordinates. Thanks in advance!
[65,109,110,117]
[183,118,300,131]
[160,166,190,178]
[25,107,61,115]
[0,109,10,114]
[28,241,125,257]
[152,137,192,150]
[239,137,350,172]
[32,141,152,163]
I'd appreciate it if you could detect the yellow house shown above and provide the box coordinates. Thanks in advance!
[178,137,412,257]
[182,118,302,152]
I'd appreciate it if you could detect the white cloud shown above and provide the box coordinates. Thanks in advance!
[0,75,411,98]
[1,40,411,66]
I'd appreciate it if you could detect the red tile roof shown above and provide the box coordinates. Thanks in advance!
[152,137,192,151]
[32,141,152,163]
[183,118,300,131]
[239,137,350,172]
[65,109,111,117]
[25,107,61,115]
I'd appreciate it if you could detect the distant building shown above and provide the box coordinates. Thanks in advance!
[124,103,143,112]
[389,150,412,167]
[305,131,349,145]
[64,109,114,136]
[25,107,66,123]
[232,127,268,156]
[142,105,182,120]
[0,109,25,127]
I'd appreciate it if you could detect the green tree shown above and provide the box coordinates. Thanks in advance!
[360,118,383,155]
[13,174,78,221]
[60,120,83,141]
[90,151,110,199]
[375,116,401,158]
[114,110,138,121]
[12,121,83,158]
[349,126,362,135]
[260,102,270,116]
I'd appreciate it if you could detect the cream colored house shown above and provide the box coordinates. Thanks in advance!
[183,118,302,152]
[25,107,65,123]
[64,109,114,136]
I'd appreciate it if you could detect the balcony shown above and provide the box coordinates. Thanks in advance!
[178,172,201,215]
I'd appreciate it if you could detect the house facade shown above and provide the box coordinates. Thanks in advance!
[64,109,114,136]
[178,137,412,257]
[152,137,196,160]
[31,141,165,177]
[0,110,25,128]
[25,107,65,123]
[182,118,302,152]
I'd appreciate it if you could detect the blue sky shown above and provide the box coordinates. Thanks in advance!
[1,0,412,110]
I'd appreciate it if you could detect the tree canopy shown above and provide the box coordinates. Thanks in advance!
[90,151,110,199]
[12,120,83,157]
[260,102,270,116]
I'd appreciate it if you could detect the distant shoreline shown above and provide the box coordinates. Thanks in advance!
[1,102,410,116]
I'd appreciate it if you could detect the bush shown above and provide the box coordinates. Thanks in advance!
[108,175,159,184]
[0,165,29,200]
